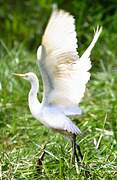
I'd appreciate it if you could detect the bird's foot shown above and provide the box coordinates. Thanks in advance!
[71,134,91,177]
[79,162,92,178]
[71,154,91,178]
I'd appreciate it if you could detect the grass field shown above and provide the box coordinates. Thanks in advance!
[0,1,117,178]
[0,37,117,179]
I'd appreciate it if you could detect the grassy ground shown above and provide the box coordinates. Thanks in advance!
[0,2,117,179]
[0,37,117,180]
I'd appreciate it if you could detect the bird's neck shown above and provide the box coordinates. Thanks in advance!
[28,78,41,116]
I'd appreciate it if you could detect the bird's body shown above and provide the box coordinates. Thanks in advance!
[28,73,80,136]
[14,9,102,163]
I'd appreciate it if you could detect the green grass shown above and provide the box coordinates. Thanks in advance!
[0,1,117,179]
[0,39,117,180]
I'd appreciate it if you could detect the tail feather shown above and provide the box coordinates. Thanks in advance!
[64,119,81,135]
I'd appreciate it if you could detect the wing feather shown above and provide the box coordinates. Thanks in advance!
[42,10,78,55]
[37,9,102,115]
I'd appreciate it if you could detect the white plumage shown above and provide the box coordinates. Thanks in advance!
[15,9,102,163]
[37,10,102,116]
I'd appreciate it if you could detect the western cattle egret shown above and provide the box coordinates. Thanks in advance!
[14,9,102,164]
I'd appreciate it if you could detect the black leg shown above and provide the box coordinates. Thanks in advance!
[71,134,80,164]
[71,139,75,163]
[76,143,83,160]
[71,136,91,177]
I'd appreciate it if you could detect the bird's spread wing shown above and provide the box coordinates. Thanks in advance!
[37,9,102,115]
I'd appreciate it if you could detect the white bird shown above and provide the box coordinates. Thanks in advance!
[14,9,102,163]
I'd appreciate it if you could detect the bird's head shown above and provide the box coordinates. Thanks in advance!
[13,72,38,83]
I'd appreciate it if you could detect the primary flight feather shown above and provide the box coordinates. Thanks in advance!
[15,9,102,163]
[37,10,102,116]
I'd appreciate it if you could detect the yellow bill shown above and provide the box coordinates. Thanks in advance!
[12,73,26,77]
